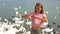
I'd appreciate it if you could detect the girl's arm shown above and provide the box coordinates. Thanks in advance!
[41,14,48,22]
[22,13,33,19]
[41,18,48,22]
[22,15,30,19]
[35,17,48,22]
[34,13,48,22]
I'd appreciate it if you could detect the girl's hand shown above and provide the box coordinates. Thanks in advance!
[22,15,29,18]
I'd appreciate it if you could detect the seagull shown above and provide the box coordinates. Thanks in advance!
[26,21,31,25]
[26,31,30,34]
[43,22,48,27]
[56,31,59,34]
[57,25,60,28]
[14,7,18,11]
[47,25,51,27]
[44,28,54,34]
[53,22,56,25]
[0,24,5,34]
[19,6,21,9]
[5,28,18,34]
[3,24,25,34]
[58,14,60,16]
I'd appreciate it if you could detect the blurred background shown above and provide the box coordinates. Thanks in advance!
[0,0,60,33]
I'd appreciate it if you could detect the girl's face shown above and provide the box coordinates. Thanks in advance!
[35,6,42,13]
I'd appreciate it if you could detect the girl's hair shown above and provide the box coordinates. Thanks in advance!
[35,3,44,14]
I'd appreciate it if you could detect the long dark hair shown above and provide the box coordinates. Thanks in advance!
[35,3,44,14]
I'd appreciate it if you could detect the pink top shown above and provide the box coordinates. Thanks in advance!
[28,12,47,30]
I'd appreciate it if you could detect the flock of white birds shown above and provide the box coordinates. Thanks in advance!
[0,0,60,34]
[0,9,59,34]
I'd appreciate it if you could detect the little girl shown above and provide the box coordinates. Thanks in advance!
[22,3,48,34]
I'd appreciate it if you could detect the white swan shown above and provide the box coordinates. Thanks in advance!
[4,23,26,34]
[5,28,18,34]
[43,28,54,34]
